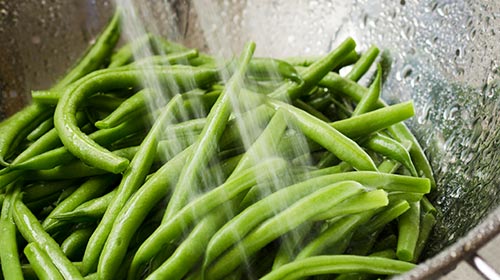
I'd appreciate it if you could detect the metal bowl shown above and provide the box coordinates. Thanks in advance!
[1,0,500,278]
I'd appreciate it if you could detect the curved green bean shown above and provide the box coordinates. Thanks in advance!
[24,242,64,280]
[260,255,415,280]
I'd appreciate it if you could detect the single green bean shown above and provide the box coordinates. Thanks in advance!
[94,89,149,129]
[0,103,51,165]
[363,133,418,176]
[13,199,84,279]
[355,200,411,239]
[24,242,64,280]
[161,42,256,222]
[270,37,356,101]
[352,63,381,116]
[283,49,359,69]
[397,201,421,262]
[25,160,109,181]
[109,34,153,68]
[61,227,95,261]
[413,211,436,262]
[331,101,415,138]
[421,196,437,215]
[268,99,377,171]
[130,49,199,67]
[293,99,330,122]
[204,181,367,279]
[26,117,54,142]
[345,45,379,82]
[312,189,388,221]
[52,9,121,89]
[246,57,301,83]
[259,255,415,280]
[0,183,23,280]
[335,250,397,280]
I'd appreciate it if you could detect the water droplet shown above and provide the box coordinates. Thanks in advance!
[31,36,41,45]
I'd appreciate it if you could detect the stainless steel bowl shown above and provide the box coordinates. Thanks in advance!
[1,0,500,278]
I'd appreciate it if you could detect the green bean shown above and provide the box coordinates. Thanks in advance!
[268,99,377,171]
[270,37,356,101]
[363,133,418,176]
[52,9,121,89]
[312,189,388,221]
[292,99,330,122]
[413,211,436,262]
[307,161,352,178]
[12,116,145,171]
[0,170,24,189]
[234,171,428,258]
[24,242,64,280]
[54,189,117,222]
[284,50,359,69]
[161,42,256,222]
[352,63,381,116]
[87,93,126,111]
[317,70,435,188]
[388,191,424,203]
[109,34,154,68]
[130,49,199,67]
[13,199,84,279]
[373,234,398,252]
[94,89,148,129]
[42,176,117,232]
[335,250,397,280]
[26,117,54,142]
[331,101,415,138]
[260,255,415,280]
[345,45,379,82]
[0,103,51,166]
[296,212,374,260]
[145,210,227,280]
[378,158,401,174]
[128,158,288,279]
[359,200,411,239]
[23,180,78,203]
[0,183,23,280]
[247,57,301,83]
[25,160,109,181]
[421,196,437,215]
[204,181,367,279]
[54,66,219,174]
[61,227,95,261]
[98,146,194,280]
[83,94,186,275]
[397,201,421,262]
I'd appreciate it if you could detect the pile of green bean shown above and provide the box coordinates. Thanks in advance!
[0,9,437,280]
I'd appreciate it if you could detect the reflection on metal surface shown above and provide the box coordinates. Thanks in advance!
[467,254,500,280]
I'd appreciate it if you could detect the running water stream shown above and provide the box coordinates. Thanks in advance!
[113,0,315,277]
